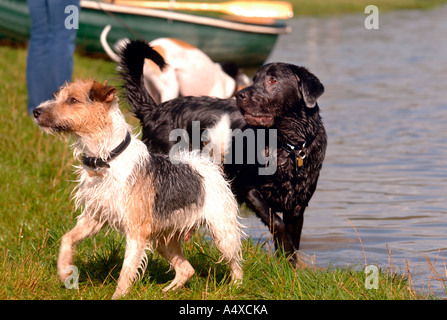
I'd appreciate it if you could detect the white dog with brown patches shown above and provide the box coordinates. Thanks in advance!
[100,25,251,104]
[33,80,243,299]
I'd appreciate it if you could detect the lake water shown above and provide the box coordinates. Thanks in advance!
[243,5,447,296]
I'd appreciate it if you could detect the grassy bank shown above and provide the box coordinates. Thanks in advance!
[287,0,447,16]
[0,45,422,300]
[183,0,447,16]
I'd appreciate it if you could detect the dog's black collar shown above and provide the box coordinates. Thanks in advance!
[82,132,132,169]
[281,122,320,174]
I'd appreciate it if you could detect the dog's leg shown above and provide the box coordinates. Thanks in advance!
[283,207,306,267]
[112,236,147,299]
[245,189,298,265]
[285,206,305,251]
[58,215,105,283]
[156,237,195,292]
[206,213,243,285]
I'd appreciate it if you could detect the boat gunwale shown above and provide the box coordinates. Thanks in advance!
[80,0,292,35]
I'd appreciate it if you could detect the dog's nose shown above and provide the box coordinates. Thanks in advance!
[236,90,246,101]
[33,108,41,119]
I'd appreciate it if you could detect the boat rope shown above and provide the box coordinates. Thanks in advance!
[93,0,148,41]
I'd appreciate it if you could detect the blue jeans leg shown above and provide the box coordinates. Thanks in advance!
[27,0,51,114]
[47,0,79,88]
[26,0,80,114]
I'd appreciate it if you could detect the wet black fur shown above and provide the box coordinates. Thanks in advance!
[119,41,245,154]
[120,41,327,265]
[149,154,205,219]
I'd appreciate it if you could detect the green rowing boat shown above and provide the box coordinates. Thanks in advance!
[0,0,291,67]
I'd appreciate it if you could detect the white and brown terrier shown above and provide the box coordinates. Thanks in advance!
[33,80,243,299]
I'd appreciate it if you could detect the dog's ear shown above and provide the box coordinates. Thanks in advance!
[290,65,324,108]
[89,81,116,104]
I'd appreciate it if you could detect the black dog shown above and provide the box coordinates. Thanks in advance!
[120,41,327,266]
[235,63,327,264]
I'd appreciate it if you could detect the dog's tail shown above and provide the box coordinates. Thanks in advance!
[100,25,121,62]
[119,39,167,120]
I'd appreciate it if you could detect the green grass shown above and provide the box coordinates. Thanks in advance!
[0,44,424,300]
[179,0,447,16]
[286,0,447,16]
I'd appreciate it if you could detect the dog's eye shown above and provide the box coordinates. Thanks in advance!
[268,77,277,85]
[67,97,79,104]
